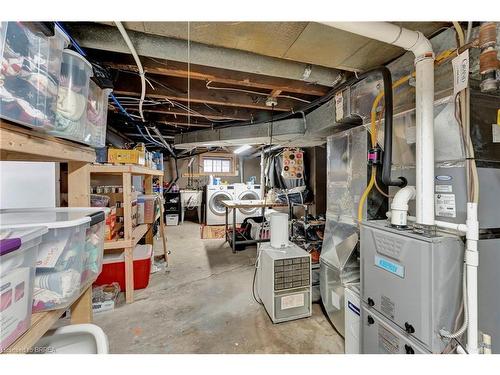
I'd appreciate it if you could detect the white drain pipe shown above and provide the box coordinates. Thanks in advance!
[320,22,435,226]
[390,185,416,227]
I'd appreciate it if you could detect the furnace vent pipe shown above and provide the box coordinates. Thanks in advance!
[390,185,416,227]
[321,22,435,227]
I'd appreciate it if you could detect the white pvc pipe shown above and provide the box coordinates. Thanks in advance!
[390,185,416,226]
[321,22,435,226]
[115,21,146,122]
[465,202,479,353]
[320,22,433,57]
[386,212,468,234]
[415,58,436,226]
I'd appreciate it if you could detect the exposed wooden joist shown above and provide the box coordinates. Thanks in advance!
[142,112,241,127]
[91,51,330,97]
[113,75,300,112]
[125,105,253,121]
[157,119,212,128]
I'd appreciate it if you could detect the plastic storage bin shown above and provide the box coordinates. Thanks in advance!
[80,209,107,289]
[7,207,108,293]
[94,244,152,291]
[33,323,109,354]
[84,80,112,148]
[90,194,109,208]
[137,195,157,224]
[0,226,47,352]
[165,214,179,226]
[0,209,91,312]
[49,49,93,143]
[0,22,69,130]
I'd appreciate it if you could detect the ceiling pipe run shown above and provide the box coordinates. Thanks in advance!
[320,22,435,227]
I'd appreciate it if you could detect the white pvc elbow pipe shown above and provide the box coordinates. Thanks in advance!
[320,22,435,227]
[390,185,416,226]
[320,22,433,57]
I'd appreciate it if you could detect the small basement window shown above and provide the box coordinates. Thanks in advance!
[199,153,236,176]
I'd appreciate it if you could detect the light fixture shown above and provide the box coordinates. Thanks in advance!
[233,144,252,154]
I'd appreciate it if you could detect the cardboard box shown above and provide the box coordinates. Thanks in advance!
[108,148,145,166]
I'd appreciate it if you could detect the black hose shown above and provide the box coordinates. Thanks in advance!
[166,157,179,193]
[375,67,406,187]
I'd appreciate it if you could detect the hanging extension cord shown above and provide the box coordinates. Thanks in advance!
[252,104,275,306]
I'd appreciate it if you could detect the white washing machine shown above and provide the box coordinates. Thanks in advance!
[206,184,236,225]
[234,183,262,223]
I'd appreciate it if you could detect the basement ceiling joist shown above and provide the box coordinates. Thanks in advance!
[127,107,253,121]
[90,50,330,97]
[112,73,313,112]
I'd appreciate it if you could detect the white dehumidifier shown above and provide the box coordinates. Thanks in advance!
[257,213,312,323]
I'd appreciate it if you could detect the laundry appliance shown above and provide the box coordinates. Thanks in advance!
[205,184,235,225]
[233,183,262,223]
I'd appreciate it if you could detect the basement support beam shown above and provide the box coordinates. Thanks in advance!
[65,23,342,87]
[92,51,330,97]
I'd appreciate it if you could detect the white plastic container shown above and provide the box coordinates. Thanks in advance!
[33,323,109,354]
[80,208,108,290]
[0,209,91,312]
[0,22,69,130]
[0,226,47,352]
[165,214,179,226]
[50,49,93,143]
[84,80,112,148]
[4,207,108,293]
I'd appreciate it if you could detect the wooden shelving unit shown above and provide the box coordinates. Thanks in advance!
[0,119,96,353]
[89,164,164,303]
[104,223,149,249]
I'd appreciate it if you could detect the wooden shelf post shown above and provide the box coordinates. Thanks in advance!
[122,172,134,303]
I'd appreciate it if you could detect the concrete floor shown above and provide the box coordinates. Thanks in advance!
[94,221,344,354]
